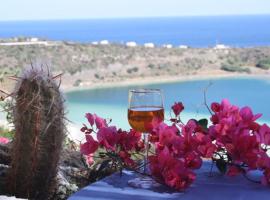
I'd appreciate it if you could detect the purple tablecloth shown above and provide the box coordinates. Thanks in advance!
[69,162,269,200]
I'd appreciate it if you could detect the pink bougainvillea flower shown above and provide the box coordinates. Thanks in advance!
[181,119,200,153]
[227,165,243,176]
[149,147,174,180]
[153,124,184,156]
[97,126,118,150]
[261,168,270,186]
[149,122,168,143]
[225,133,260,170]
[182,119,197,137]
[85,154,95,166]
[118,129,141,151]
[256,152,270,169]
[118,151,135,167]
[240,106,262,122]
[135,140,145,152]
[158,125,178,148]
[80,125,88,132]
[171,102,184,116]
[211,102,221,112]
[149,147,196,191]
[80,124,93,134]
[257,124,270,145]
[117,130,128,149]
[85,113,95,126]
[196,132,216,158]
[184,151,202,169]
[164,167,196,191]
[85,113,107,128]
[239,106,261,131]
[80,135,99,155]
[0,137,9,144]
[94,114,108,129]
[144,116,164,133]
[239,106,253,121]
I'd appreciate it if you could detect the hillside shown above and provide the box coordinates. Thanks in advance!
[1,41,270,92]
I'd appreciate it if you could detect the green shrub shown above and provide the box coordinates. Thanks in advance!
[94,73,100,79]
[158,63,167,69]
[256,59,270,70]
[227,58,235,65]
[0,126,13,139]
[73,79,82,87]
[127,67,139,74]
[133,67,138,72]
[221,65,251,73]
[148,63,155,69]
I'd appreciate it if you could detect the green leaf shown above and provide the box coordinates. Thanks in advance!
[197,118,208,130]
[216,159,227,174]
[98,152,106,158]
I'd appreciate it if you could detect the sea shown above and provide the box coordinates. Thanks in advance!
[1,15,270,47]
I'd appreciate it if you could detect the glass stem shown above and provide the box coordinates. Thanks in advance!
[143,132,149,174]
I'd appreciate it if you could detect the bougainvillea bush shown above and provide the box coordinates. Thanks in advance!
[80,99,270,191]
[80,113,144,170]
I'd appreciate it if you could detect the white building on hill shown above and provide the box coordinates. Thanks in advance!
[214,44,230,49]
[100,40,109,45]
[144,43,155,48]
[30,37,39,42]
[126,41,137,47]
[179,45,188,49]
[92,41,98,45]
[163,44,173,49]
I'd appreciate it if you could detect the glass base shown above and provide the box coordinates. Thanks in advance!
[128,176,161,189]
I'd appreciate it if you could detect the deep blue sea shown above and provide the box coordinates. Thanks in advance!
[1,15,270,47]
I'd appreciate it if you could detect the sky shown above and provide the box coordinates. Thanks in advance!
[0,0,270,21]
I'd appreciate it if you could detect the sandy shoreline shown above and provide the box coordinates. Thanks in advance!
[63,72,270,93]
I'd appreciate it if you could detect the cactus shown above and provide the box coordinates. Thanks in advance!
[7,66,66,199]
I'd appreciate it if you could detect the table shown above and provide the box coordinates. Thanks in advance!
[69,162,270,200]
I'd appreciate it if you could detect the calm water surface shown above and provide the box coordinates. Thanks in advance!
[66,77,270,130]
[1,15,270,47]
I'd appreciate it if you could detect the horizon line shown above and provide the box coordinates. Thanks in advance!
[0,13,270,22]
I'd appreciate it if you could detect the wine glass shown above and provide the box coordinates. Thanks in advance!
[127,89,164,188]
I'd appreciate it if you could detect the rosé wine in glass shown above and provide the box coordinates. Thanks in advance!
[128,106,164,133]
[127,89,164,188]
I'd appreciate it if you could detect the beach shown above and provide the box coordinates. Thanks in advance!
[62,71,270,92]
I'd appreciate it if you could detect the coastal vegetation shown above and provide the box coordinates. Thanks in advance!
[256,58,270,70]
[0,126,13,139]
[0,41,270,91]
[220,64,251,73]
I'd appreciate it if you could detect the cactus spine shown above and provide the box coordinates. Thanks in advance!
[7,66,66,199]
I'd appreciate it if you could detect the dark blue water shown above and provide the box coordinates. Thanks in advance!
[66,77,270,130]
[1,15,270,47]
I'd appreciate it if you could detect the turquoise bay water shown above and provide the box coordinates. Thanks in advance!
[66,77,270,130]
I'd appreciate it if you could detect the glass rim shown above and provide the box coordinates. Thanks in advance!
[129,88,163,93]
